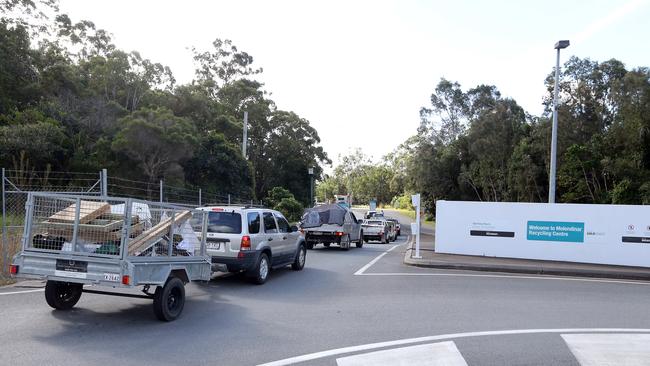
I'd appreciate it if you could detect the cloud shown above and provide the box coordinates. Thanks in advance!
[572,0,648,44]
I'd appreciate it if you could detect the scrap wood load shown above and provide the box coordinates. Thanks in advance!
[32,200,197,256]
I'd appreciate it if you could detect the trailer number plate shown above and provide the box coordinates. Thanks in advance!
[55,259,87,279]
[103,273,120,282]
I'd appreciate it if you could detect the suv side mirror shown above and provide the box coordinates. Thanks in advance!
[290,225,299,232]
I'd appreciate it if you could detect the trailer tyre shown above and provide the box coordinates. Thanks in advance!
[153,277,185,322]
[45,281,82,310]
[306,242,314,250]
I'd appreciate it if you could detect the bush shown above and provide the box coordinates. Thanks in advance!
[265,186,294,208]
[391,193,414,210]
[275,197,303,223]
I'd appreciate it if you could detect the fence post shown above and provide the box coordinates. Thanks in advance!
[198,188,202,206]
[1,168,7,273]
[159,180,163,203]
[101,169,108,196]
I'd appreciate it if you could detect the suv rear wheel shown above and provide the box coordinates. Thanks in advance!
[248,253,270,285]
[291,245,306,270]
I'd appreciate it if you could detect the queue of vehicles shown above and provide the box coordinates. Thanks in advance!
[10,193,400,321]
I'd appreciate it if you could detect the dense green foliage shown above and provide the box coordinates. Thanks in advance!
[406,58,650,212]
[264,186,303,222]
[0,0,328,203]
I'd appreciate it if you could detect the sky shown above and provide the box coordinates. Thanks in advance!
[58,0,650,166]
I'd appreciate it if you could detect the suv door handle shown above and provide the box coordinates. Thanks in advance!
[268,238,273,241]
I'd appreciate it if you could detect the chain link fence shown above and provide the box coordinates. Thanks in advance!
[1,168,256,277]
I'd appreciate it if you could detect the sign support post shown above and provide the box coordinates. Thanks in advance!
[411,194,422,259]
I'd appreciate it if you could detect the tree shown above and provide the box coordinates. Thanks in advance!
[0,20,39,114]
[112,107,197,183]
[184,132,253,198]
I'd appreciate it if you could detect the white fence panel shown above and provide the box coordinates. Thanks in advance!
[435,200,650,268]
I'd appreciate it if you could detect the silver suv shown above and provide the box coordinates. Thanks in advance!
[196,206,306,284]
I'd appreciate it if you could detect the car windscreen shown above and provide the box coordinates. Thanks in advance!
[207,212,242,233]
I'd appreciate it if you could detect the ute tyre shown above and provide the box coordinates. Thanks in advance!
[341,235,350,251]
[384,234,390,244]
[45,281,82,310]
[153,276,185,322]
[249,253,270,285]
[356,241,363,248]
[292,245,306,271]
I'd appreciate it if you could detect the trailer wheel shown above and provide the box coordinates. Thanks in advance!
[153,277,185,321]
[45,281,82,310]
[323,243,330,248]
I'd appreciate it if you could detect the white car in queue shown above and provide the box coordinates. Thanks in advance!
[196,206,307,284]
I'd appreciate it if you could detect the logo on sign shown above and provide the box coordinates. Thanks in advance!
[628,224,635,231]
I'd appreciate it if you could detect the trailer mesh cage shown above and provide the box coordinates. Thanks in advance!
[24,193,208,258]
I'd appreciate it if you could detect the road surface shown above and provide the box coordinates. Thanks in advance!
[2,213,649,365]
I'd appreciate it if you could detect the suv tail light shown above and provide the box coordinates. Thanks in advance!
[9,265,18,275]
[241,236,251,250]
[335,231,344,236]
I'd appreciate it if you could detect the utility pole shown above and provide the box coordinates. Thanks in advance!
[308,168,314,207]
[242,111,248,159]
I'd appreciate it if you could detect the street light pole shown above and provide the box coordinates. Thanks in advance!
[549,40,570,203]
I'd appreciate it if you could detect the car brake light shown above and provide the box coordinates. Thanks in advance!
[241,236,251,250]
[122,275,130,285]
[9,265,18,275]
[335,232,343,236]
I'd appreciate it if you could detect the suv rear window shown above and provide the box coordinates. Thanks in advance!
[207,212,242,233]
[367,220,383,225]
[263,212,278,233]
[248,212,260,234]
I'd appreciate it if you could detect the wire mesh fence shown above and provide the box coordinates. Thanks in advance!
[24,193,208,258]
[1,167,255,277]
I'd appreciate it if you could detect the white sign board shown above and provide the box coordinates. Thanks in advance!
[411,194,420,207]
[435,200,650,268]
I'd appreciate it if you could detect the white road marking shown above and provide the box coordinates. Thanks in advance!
[354,239,406,276]
[0,288,44,296]
[257,328,650,366]
[562,333,650,365]
[357,271,650,286]
[336,341,467,366]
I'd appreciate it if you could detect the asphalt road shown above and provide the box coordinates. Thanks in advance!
[2,214,650,365]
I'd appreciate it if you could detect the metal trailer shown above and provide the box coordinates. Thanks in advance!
[10,192,212,321]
